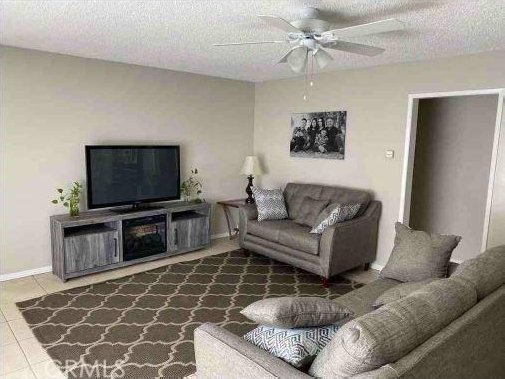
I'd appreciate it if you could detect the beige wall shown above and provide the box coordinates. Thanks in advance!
[254,50,505,268]
[2,46,505,276]
[0,46,255,275]
[410,96,498,261]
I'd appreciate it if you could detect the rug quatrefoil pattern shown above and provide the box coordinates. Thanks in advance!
[17,249,362,378]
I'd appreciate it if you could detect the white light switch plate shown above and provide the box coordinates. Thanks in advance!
[385,150,395,159]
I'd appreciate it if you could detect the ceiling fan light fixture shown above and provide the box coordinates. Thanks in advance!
[287,46,308,73]
[313,49,333,69]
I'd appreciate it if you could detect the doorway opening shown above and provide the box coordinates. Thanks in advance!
[400,89,504,262]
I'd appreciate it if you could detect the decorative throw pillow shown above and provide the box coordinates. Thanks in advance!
[244,324,340,369]
[310,203,361,234]
[241,297,351,328]
[379,222,462,282]
[372,279,438,309]
[294,197,330,227]
[252,187,288,222]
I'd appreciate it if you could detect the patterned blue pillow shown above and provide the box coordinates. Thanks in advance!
[252,187,288,221]
[243,324,340,369]
[310,203,361,234]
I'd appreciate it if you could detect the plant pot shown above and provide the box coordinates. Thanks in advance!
[69,203,80,217]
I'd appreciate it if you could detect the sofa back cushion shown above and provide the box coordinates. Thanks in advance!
[453,245,505,300]
[293,197,329,227]
[308,277,477,378]
[283,183,371,220]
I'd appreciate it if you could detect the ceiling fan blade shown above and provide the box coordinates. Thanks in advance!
[258,15,302,33]
[213,40,286,46]
[322,18,404,39]
[287,46,308,73]
[313,49,333,69]
[324,41,385,57]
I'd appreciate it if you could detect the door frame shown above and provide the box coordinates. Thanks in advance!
[399,88,505,252]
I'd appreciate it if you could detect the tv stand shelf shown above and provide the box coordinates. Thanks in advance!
[50,202,211,281]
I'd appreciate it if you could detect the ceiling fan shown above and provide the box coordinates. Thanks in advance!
[214,7,405,74]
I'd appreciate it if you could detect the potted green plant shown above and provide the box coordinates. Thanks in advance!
[180,168,204,203]
[51,181,83,216]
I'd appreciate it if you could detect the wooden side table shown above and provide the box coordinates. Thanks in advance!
[217,199,247,239]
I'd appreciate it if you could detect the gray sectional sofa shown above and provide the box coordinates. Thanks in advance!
[194,246,505,378]
[238,183,381,281]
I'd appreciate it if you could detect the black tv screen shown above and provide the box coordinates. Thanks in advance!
[86,146,180,209]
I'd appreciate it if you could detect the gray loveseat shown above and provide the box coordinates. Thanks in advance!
[238,183,381,282]
[194,246,505,378]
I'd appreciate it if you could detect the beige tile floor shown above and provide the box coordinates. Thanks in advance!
[0,237,377,378]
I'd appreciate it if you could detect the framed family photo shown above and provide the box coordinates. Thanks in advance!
[290,111,346,159]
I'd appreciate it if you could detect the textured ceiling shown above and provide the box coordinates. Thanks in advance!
[1,0,504,82]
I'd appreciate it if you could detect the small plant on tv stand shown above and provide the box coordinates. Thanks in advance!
[181,168,204,203]
[51,181,83,216]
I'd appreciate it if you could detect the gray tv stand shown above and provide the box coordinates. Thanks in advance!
[50,202,211,282]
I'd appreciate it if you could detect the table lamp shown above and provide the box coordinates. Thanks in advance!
[240,156,264,204]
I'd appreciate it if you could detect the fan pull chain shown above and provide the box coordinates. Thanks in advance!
[303,50,309,101]
[310,52,314,87]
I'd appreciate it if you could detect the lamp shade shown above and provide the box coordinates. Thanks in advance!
[240,156,264,176]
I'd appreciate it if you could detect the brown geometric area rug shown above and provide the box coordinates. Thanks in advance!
[17,249,362,379]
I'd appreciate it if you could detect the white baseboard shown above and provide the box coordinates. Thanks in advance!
[211,232,230,240]
[370,262,384,271]
[1,233,232,282]
[0,265,52,282]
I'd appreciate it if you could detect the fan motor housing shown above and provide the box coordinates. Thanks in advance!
[291,7,330,33]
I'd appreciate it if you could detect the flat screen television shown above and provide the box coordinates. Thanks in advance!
[85,145,180,209]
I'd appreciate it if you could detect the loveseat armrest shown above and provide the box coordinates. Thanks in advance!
[238,203,258,221]
[194,323,311,379]
[319,201,381,277]
[238,204,257,248]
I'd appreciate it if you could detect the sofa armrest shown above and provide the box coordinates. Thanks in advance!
[238,204,258,221]
[194,323,312,379]
[319,201,382,277]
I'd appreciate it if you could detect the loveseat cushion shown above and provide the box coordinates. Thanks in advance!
[248,220,320,255]
[283,183,371,221]
[453,245,505,300]
[309,277,477,377]
[294,196,329,227]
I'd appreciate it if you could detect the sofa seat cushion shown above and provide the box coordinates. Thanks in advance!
[248,220,320,255]
[334,278,401,317]
[248,219,294,242]
[372,279,439,309]
[309,277,477,378]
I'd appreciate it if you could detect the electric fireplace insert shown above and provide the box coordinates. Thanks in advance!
[122,214,167,261]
